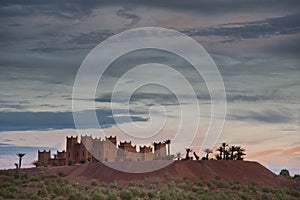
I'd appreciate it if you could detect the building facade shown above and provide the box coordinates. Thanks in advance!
[37,135,167,166]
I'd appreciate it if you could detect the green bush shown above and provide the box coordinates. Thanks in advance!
[120,189,133,200]
[90,179,98,186]
[164,172,170,180]
[68,160,74,166]
[279,169,290,178]
[1,168,300,200]
[52,160,59,166]
[107,190,118,200]
[58,171,66,177]
[147,190,157,198]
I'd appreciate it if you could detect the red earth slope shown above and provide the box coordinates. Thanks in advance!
[55,160,298,188]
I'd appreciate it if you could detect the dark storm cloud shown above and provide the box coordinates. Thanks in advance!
[229,109,294,123]
[96,92,180,106]
[1,0,299,18]
[96,90,280,105]
[0,109,148,131]
[0,1,97,19]
[183,14,300,39]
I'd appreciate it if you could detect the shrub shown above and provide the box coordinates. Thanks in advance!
[22,172,28,180]
[120,189,133,200]
[80,159,86,164]
[159,192,172,200]
[110,182,118,189]
[255,193,268,200]
[128,181,135,187]
[164,172,170,180]
[101,181,107,187]
[279,169,290,178]
[90,180,98,186]
[52,160,59,166]
[195,180,204,187]
[32,160,43,167]
[57,172,66,177]
[68,160,74,166]
[107,191,118,200]
[37,187,48,198]
[261,186,272,193]
[154,177,160,185]
[294,174,300,179]
[147,190,157,198]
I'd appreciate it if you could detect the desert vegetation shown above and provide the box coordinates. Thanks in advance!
[0,169,299,200]
[214,142,246,160]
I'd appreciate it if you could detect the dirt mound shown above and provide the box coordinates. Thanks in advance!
[57,160,298,188]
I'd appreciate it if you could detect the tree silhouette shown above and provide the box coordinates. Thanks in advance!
[235,146,246,160]
[16,153,25,169]
[221,142,228,160]
[279,169,290,178]
[229,146,237,160]
[193,152,200,160]
[184,148,192,160]
[215,143,246,160]
[216,146,223,160]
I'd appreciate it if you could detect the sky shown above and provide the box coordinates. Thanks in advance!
[0,0,299,174]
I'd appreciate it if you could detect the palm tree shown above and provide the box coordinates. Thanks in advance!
[16,153,25,169]
[203,149,212,160]
[164,140,171,156]
[221,143,228,160]
[229,146,237,160]
[224,149,230,160]
[216,146,223,159]
[235,146,246,160]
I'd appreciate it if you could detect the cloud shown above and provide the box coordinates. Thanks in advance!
[67,30,116,46]
[183,14,300,40]
[0,1,96,19]
[0,109,148,131]
[229,109,294,123]
[1,0,298,16]
[116,7,140,27]
[96,92,180,106]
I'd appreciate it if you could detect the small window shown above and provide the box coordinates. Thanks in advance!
[77,152,79,157]
[82,151,84,156]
